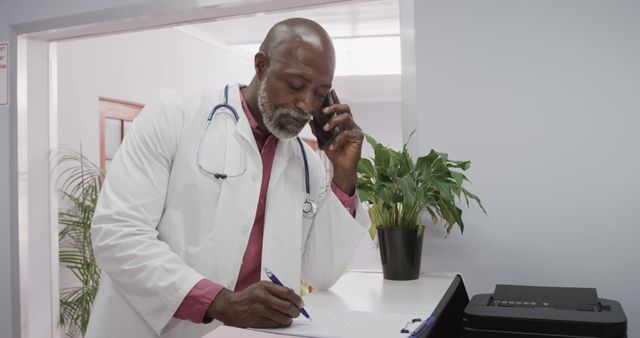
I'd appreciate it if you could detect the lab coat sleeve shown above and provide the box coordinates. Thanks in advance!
[301,184,370,290]
[91,94,204,335]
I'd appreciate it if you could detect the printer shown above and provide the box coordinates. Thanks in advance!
[462,284,627,337]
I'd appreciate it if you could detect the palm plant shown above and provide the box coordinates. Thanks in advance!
[357,133,486,238]
[56,150,103,337]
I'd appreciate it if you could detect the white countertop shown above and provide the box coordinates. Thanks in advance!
[304,270,458,316]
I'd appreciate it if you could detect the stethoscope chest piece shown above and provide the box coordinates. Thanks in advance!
[297,137,317,218]
[303,198,317,218]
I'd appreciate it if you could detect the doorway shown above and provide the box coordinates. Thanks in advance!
[13,0,408,337]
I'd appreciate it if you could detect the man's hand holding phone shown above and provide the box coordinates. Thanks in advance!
[310,89,364,196]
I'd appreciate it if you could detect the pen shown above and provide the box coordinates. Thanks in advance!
[263,267,312,321]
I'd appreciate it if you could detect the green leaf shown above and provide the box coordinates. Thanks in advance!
[404,129,417,153]
[462,187,487,214]
[358,158,375,179]
[426,206,439,226]
[364,133,381,149]
[451,171,465,187]
[356,188,373,204]
[397,174,417,207]
[373,143,391,178]
[368,223,377,240]
[448,160,471,170]
[436,151,449,163]
[416,150,438,175]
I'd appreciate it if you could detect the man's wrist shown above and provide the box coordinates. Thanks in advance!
[175,279,224,323]
[331,168,357,196]
[333,174,358,196]
[205,288,232,323]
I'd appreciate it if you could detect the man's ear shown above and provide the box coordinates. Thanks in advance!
[254,52,269,79]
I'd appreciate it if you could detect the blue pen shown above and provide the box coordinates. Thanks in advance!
[263,267,312,321]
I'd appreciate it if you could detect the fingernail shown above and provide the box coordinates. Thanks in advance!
[329,144,335,151]
[323,124,330,131]
[301,301,305,308]
[323,107,329,113]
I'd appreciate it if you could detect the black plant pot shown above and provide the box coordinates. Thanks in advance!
[377,228,424,280]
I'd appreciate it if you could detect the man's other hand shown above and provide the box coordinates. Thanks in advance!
[206,281,303,328]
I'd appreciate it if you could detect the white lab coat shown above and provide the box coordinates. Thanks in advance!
[85,84,369,338]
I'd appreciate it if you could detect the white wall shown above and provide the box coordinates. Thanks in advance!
[331,74,403,156]
[57,27,254,167]
[408,0,640,335]
[350,101,403,153]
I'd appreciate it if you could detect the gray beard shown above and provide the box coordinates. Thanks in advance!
[257,79,310,140]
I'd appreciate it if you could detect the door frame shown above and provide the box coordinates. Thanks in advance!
[6,0,417,336]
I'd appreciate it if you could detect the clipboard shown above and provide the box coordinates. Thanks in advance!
[411,274,469,338]
[253,308,428,338]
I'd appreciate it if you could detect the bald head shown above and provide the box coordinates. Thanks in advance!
[242,18,336,139]
[259,18,335,67]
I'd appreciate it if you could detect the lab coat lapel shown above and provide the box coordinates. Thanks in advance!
[226,84,303,290]
[269,138,294,189]
[261,139,305,290]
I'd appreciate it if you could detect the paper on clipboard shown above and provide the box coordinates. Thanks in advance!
[204,325,294,337]
[253,308,424,338]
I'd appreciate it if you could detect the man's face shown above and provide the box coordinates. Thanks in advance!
[258,77,311,140]
[257,41,335,140]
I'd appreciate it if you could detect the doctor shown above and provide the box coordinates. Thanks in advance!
[86,18,369,338]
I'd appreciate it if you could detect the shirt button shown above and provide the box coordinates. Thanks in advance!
[252,173,259,181]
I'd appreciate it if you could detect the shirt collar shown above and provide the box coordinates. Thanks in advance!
[239,86,260,133]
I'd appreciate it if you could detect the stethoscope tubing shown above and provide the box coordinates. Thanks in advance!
[196,84,316,217]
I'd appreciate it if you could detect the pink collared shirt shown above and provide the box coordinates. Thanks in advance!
[174,87,357,323]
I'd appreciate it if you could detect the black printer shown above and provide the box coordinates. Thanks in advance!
[462,284,627,338]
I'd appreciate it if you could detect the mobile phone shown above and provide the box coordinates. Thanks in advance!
[312,92,340,150]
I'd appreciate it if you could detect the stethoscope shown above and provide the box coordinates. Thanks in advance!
[196,85,317,218]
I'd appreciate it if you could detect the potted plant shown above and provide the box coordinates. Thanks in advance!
[357,133,485,280]
[56,150,103,337]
